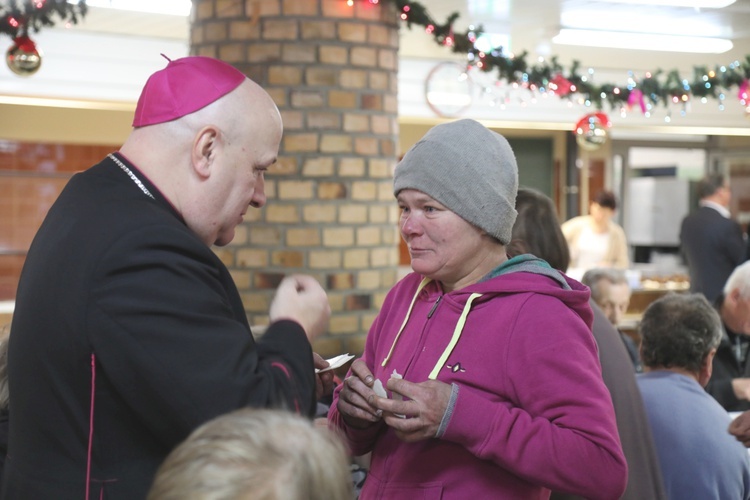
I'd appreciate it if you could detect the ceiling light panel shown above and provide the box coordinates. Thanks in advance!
[552,28,734,53]
[560,3,730,37]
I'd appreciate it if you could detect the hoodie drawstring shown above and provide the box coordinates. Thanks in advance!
[428,293,482,379]
[381,277,431,367]
[381,277,482,378]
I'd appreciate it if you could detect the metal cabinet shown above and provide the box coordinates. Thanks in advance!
[624,177,689,246]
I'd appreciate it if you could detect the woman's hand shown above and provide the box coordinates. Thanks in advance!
[374,378,452,442]
[336,359,383,429]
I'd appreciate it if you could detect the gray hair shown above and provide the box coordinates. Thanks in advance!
[581,268,628,304]
[723,261,750,300]
[639,293,722,373]
[147,408,353,500]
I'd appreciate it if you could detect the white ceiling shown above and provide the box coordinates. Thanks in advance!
[69,6,189,39]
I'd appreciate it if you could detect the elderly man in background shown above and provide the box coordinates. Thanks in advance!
[4,56,332,499]
[581,268,642,372]
[705,261,750,412]
[680,173,746,303]
[637,293,750,500]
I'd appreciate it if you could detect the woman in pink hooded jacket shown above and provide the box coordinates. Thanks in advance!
[328,119,627,500]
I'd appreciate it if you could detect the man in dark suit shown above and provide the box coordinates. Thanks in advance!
[680,173,746,303]
[3,57,333,499]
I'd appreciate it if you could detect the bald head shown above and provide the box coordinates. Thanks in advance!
[120,73,282,247]
[121,76,280,174]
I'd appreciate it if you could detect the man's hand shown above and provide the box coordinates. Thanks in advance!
[313,352,335,400]
[729,411,750,447]
[270,275,330,341]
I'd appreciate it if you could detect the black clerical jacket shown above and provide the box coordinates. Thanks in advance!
[2,154,315,499]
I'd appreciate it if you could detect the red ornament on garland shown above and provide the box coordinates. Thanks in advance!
[550,74,573,96]
[573,112,611,151]
[6,35,42,76]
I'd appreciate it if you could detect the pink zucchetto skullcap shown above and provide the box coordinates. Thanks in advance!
[132,55,247,128]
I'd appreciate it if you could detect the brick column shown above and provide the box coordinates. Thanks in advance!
[191,0,401,357]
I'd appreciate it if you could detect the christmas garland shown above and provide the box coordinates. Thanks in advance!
[0,0,87,39]
[355,0,750,112]
[2,0,748,112]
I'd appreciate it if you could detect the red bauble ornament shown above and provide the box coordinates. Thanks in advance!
[573,112,611,151]
[6,35,43,76]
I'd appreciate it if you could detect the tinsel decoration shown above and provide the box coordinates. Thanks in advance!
[351,0,750,113]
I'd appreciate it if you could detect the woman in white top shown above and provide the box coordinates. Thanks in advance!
[561,190,629,272]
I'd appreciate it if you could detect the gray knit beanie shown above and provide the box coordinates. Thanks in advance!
[393,119,519,244]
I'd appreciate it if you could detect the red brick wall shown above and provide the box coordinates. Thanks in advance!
[0,142,118,300]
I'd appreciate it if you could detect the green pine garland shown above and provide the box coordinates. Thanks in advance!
[2,0,748,112]
[388,0,750,112]
[0,0,87,38]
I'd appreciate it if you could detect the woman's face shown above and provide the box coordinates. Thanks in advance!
[590,202,614,225]
[397,189,490,288]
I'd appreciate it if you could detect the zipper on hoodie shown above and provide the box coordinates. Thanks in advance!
[427,295,442,318]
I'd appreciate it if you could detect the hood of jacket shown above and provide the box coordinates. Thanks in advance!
[423,254,592,329]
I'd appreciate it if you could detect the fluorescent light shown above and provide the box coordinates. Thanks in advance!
[552,29,733,53]
[67,0,191,16]
[425,92,472,107]
[560,10,728,37]
[596,0,735,7]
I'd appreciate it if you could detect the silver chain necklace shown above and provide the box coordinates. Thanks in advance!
[108,153,155,200]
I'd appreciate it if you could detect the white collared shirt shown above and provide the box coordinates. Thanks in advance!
[700,199,731,219]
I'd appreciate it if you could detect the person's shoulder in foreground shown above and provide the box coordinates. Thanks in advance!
[148,408,352,500]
